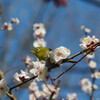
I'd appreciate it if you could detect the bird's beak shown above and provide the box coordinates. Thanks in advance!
[29,50,35,54]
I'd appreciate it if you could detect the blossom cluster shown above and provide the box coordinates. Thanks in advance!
[66,93,77,100]
[29,81,78,100]
[0,18,20,31]
[79,29,100,97]
[33,23,47,47]
[80,78,98,95]
[0,22,100,100]
[13,59,49,88]
[29,82,60,100]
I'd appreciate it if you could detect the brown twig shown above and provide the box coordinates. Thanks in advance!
[8,41,100,92]
[9,76,37,92]
[53,43,100,81]
[62,41,100,64]
[90,69,96,100]
[53,50,91,81]
[6,92,16,100]
[49,80,61,100]
[49,75,55,86]
[48,41,100,71]
[4,63,25,74]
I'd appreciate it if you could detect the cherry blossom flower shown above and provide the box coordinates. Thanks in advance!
[0,79,9,97]
[11,18,20,24]
[80,78,92,95]
[33,29,46,39]
[29,81,39,92]
[80,36,99,50]
[22,56,34,69]
[93,84,98,90]
[81,25,91,33]
[88,60,97,68]
[29,94,44,100]
[29,81,42,99]
[29,61,49,81]
[13,70,32,88]
[29,93,37,100]
[41,84,60,99]
[49,46,71,64]
[33,23,46,39]
[2,22,13,31]
[33,23,45,31]
[91,71,100,79]
[86,53,95,58]
[66,93,77,100]
[33,39,47,47]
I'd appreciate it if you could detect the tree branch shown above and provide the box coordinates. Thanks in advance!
[9,76,37,92]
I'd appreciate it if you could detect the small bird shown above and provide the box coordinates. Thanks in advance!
[30,47,76,68]
[30,47,52,61]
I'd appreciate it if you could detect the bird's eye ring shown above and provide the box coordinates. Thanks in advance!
[36,48,40,52]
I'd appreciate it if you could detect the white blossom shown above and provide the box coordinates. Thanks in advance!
[80,78,92,95]
[29,94,44,100]
[3,22,13,31]
[88,60,97,68]
[0,79,9,97]
[86,53,95,58]
[66,93,77,100]
[11,18,20,24]
[81,25,91,33]
[29,81,42,99]
[30,61,49,81]
[13,70,32,88]
[29,81,39,91]
[33,29,46,39]
[41,84,60,99]
[80,35,99,50]
[33,23,46,31]
[49,46,71,64]
[22,56,34,69]
[33,23,46,38]
[33,39,47,47]
[29,93,36,100]
[91,71,100,79]
[93,84,98,90]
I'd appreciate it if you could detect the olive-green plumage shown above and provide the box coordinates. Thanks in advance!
[30,47,76,64]
[30,47,52,61]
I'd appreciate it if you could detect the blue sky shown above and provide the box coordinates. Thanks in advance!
[0,0,100,100]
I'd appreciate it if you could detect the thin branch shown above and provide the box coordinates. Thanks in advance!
[29,90,38,100]
[10,76,37,92]
[8,41,100,93]
[62,41,100,63]
[48,41,100,71]
[6,92,16,100]
[53,50,91,81]
[49,75,55,86]
[49,80,60,100]
[4,63,25,74]
[90,68,96,100]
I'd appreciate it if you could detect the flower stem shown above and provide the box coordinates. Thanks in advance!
[62,41,100,63]
[53,50,91,81]
[9,76,37,92]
